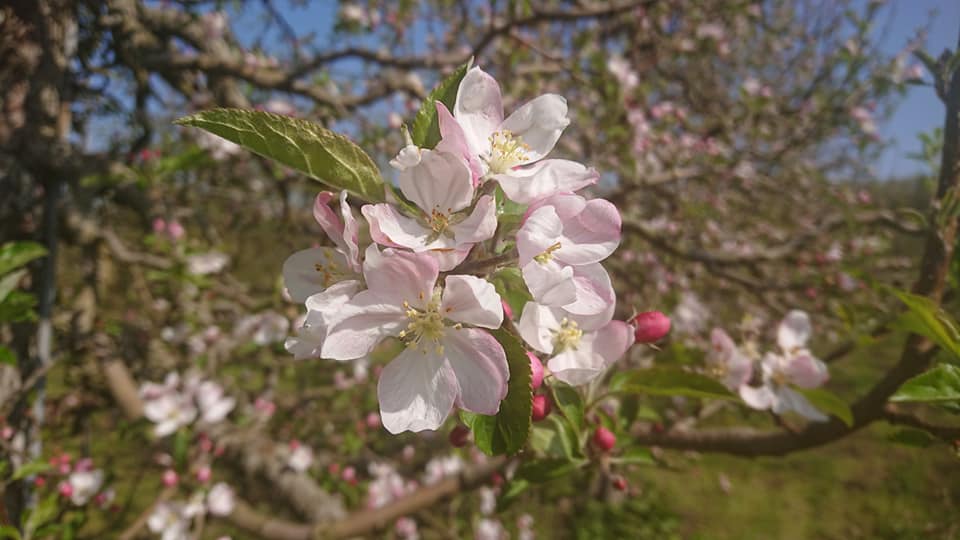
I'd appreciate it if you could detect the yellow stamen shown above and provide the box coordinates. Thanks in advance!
[534,242,563,264]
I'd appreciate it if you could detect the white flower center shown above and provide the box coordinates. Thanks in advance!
[486,130,530,174]
[534,242,562,264]
[398,289,457,354]
[552,318,582,353]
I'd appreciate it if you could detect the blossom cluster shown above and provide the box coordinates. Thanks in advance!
[708,310,830,421]
[283,66,633,433]
[147,482,235,540]
[140,371,236,437]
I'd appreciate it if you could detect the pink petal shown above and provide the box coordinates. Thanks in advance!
[443,328,508,415]
[562,263,616,317]
[500,94,569,162]
[516,206,563,265]
[440,275,503,329]
[362,203,433,251]
[521,259,576,308]
[583,320,634,366]
[398,150,474,215]
[430,246,472,272]
[339,191,361,271]
[313,192,346,246]
[450,195,498,246]
[783,351,829,389]
[454,67,503,157]
[378,348,458,433]
[495,159,598,204]
[739,385,775,410]
[554,198,621,266]
[320,289,407,360]
[436,102,484,185]
[777,310,812,352]
[361,245,439,308]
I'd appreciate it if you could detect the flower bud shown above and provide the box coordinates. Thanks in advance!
[531,395,551,422]
[196,465,212,484]
[501,299,514,320]
[449,425,470,447]
[527,352,544,390]
[630,311,671,343]
[161,469,179,487]
[612,476,628,491]
[34,476,46,488]
[58,482,74,498]
[592,426,616,452]
[342,466,357,484]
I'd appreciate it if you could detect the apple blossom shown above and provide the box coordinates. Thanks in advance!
[365,148,496,270]
[148,502,192,540]
[395,516,420,540]
[518,302,634,386]
[287,441,314,472]
[475,518,507,540]
[143,392,197,437]
[322,246,508,433]
[631,311,672,343]
[707,328,753,391]
[423,454,464,485]
[206,482,235,516]
[162,469,179,487]
[738,311,830,421]
[445,66,598,202]
[185,252,230,276]
[195,380,235,424]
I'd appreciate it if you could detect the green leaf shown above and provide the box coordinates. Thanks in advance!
[497,478,530,510]
[514,458,583,483]
[0,345,15,367]
[794,387,854,427]
[0,269,26,303]
[0,291,37,323]
[548,381,584,430]
[887,428,937,448]
[0,242,47,277]
[890,288,960,359]
[460,329,532,455]
[0,524,21,540]
[891,364,960,403]
[610,368,736,400]
[173,429,190,467]
[489,268,533,317]
[23,493,59,538]
[528,415,581,459]
[410,61,470,148]
[175,109,385,202]
[12,460,51,481]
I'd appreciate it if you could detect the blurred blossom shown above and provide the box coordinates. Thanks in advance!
[148,502,191,540]
[207,482,235,516]
[195,131,241,161]
[234,311,289,345]
[166,220,185,241]
[202,11,228,40]
[607,56,638,89]
[287,441,314,472]
[696,23,725,41]
[518,514,535,540]
[478,486,497,515]
[186,252,230,276]
[388,112,403,129]
[368,462,416,509]
[195,381,236,424]
[672,292,709,335]
[67,469,104,505]
[475,518,507,540]
[395,517,419,539]
[263,99,295,116]
[423,455,464,485]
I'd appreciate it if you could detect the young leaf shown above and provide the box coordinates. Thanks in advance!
[175,109,385,202]
[0,242,47,277]
[614,447,656,466]
[410,62,470,148]
[891,364,960,403]
[611,367,736,400]
[489,268,533,317]
[11,460,51,481]
[460,329,532,455]
[890,288,960,359]
[887,428,937,448]
[548,381,585,430]
[795,387,854,427]
[514,458,584,483]
[0,269,26,304]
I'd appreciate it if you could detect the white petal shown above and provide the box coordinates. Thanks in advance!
[450,195,498,246]
[454,67,504,157]
[521,259,576,307]
[321,289,407,360]
[739,385,776,410]
[548,349,607,386]
[500,94,570,161]
[436,102,485,184]
[554,198,621,266]
[398,149,474,215]
[562,263,616,317]
[378,347,458,433]
[777,310,812,352]
[430,246,472,272]
[441,275,503,329]
[443,328,508,415]
[282,247,352,303]
[773,387,828,422]
[517,302,562,354]
[362,204,432,251]
[517,206,563,265]
[313,192,345,247]
[361,245,439,307]
[389,144,422,170]
[495,159,598,204]
[582,320,634,366]
[339,191,362,271]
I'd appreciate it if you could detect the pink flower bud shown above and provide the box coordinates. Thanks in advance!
[630,311,671,343]
[328,463,341,476]
[33,476,46,488]
[58,463,72,475]
[162,469,179,487]
[527,352,544,390]
[531,395,551,422]
[74,458,93,472]
[449,425,470,447]
[612,476,628,491]
[501,299,514,320]
[152,218,166,234]
[342,466,357,484]
[58,482,74,498]
[592,426,616,452]
[1,426,13,439]
[196,465,212,483]
[365,412,381,429]
[166,220,185,241]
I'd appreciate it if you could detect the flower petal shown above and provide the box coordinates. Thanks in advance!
[783,351,829,388]
[583,320,634,366]
[521,259,576,307]
[441,275,503,329]
[554,198,621,266]
[495,159,598,204]
[517,206,563,265]
[339,191,362,271]
[361,245,439,307]
[443,328,508,415]
[777,310,811,352]
[399,149,474,215]
[772,387,828,422]
[739,385,776,410]
[499,94,570,161]
[517,302,562,354]
[378,347,458,433]
[313,192,345,246]
[430,246,472,272]
[454,67,503,157]
[548,349,607,386]
[562,263,616,317]
[362,203,432,251]
[282,247,352,303]
[450,195,497,246]
[436,102,484,185]
[321,289,407,360]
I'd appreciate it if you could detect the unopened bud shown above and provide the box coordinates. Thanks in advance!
[527,352,544,390]
[58,482,74,498]
[449,425,470,447]
[161,469,179,487]
[592,426,616,452]
[196,465,212,484]
[612,476,628,491]
[630,311,671,343]
[501,299,514,320]
[531,395,551,422]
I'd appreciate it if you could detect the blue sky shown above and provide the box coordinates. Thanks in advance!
[228,1,957,179]
[875,0,959,178]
